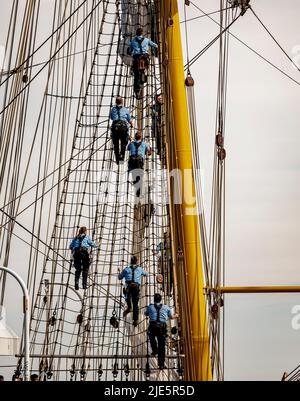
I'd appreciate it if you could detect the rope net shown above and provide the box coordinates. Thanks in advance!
[0,0,181,381]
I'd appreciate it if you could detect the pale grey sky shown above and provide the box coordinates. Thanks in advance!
[180,0,300,380]
[0,0,300,381]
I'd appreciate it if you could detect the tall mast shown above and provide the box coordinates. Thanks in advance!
[160,0,212,381]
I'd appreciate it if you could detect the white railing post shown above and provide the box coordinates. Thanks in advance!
[0,266,30,381]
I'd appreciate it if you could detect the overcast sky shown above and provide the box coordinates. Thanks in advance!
[180,0,300,380]
[1,0,300,381]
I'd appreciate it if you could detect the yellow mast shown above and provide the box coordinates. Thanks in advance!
[160,0,212,381]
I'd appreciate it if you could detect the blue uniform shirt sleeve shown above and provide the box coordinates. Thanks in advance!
[69,239,75,250]
[129,40,134,54]
[118,269,125,280]
[167,307,172,318]
[87,236,97,248]
[148,39,158,49]
[130,41,133,50]
[141,269,147,277]
[126,109,131,123]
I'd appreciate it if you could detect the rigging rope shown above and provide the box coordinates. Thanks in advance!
[0,0,180,381]
[0,0,104,117]
[249,6,300,72]
[184,11,241,70]
[188,1,300,87]
[0,0,97,87]
[180,6,233,24]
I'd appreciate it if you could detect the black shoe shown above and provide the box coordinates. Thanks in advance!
[123,308,132,317]
[133,320,138,327]
[151,352,157,357]
[75,283,79,291]
[82,284,87,290]
[159,365,166,370]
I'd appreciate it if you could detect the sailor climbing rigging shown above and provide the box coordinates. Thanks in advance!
[118,256,147,327]
[127,27,158,99]
[110,96,133,164]
[69,227,98,290]
[151,94,163,162]
[145,293,178,369]
[127,131,152,197]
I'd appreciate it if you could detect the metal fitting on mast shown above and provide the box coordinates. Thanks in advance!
[227,0,250,15]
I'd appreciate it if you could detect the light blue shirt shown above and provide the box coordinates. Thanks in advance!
[69,235,97,250]
[145,303,172,323]
[129,36,158,55]
[118,265,147,285]
[110,106,132,123]
[127,141,150,160]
